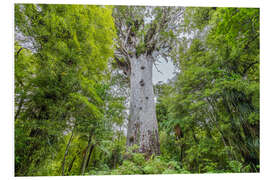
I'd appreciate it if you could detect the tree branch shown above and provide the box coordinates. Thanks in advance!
[153,62,163,74]
[15,47,24,58]
[124,26,132,46]
[243,61,259,75]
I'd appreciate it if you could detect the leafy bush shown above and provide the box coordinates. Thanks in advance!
[104,152,190,175]
[111,160,143,175]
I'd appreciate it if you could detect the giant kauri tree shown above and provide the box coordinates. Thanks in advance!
[113,6,184,156]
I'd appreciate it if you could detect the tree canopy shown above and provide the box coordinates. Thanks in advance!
[14,5,259,176]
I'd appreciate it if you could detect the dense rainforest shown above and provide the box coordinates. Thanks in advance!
[14,4,259,176]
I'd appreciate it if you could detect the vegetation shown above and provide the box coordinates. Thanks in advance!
[113,6,184,156]
[14,4,259,176]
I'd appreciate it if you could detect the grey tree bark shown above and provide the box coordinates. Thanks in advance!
[127,55,160,155]
[113,6,184,156]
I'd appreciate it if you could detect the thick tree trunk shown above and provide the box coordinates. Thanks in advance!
[127,54,160,156]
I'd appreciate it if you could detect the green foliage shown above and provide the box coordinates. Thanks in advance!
[14,4,118,176]
[109,154,190,175]
[132,153,145,166]
[228,160,243,173]
[155,7,259,173]
[15,5,259,176]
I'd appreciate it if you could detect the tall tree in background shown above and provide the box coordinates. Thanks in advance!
[113,6,184,155]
